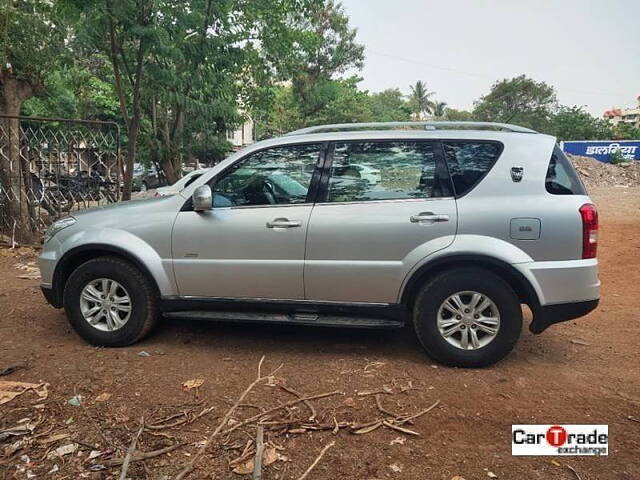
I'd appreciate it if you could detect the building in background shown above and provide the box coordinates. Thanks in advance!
[227,117,255,150]
[603,96,640,128]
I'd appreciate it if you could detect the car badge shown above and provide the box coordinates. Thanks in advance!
[511,166,524,183]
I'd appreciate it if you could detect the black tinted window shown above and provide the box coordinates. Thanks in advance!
[546,146,586,195]
[326,141,447,203]
[212,144,321,207]
[443,141,502,196]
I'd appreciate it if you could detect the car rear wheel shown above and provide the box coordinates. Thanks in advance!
[63,256,158,346]
[413,268,522,367]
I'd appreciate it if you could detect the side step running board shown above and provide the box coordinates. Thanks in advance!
[163,311,403,329]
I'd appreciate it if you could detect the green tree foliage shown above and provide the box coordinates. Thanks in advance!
[408,80,435,119]
[22,56,120,121]
[430,101,447,119]
[365,89,412,122]
[443,108,475,121]
[548,106,611,142]
[271,0,364,124]
[473,75,558,131]
[610,122,640,140]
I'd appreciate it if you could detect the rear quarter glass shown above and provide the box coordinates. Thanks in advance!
[546,146,587,195]
[442,141,503,197]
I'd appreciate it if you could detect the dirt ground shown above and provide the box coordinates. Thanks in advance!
[1,187,639,480]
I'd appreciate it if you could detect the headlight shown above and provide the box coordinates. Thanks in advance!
[44,216,76,243]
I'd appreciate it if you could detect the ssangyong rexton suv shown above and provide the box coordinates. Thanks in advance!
[39,122,600,367]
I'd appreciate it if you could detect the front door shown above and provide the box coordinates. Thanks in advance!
[173,143,323,300]
[304,139,458,303]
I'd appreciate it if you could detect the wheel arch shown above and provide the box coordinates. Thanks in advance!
[50,244,161,308]
[399,254,540,312]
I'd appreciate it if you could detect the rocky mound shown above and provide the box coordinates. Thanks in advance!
[569,154,640,189]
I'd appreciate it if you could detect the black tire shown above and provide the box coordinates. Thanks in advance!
[413,267,522,368]
[63,256,158,347]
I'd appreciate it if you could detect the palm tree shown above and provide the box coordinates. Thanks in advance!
[431,101,448,119]
[409,81,435,120]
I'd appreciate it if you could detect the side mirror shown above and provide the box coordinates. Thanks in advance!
[192,185,212,211]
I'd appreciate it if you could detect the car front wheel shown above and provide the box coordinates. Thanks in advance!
[413,268,522,367]
[63,256,158,346]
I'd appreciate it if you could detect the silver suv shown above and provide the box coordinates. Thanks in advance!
[38,122,600,367]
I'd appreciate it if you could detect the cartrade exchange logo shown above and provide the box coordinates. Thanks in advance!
[512,425,608,456]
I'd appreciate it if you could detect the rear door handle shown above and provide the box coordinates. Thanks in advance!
[266,218,302,229]
[410,212,450,223]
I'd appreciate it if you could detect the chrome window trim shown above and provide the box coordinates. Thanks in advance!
[220,202,313,210]
[314,196,455,207]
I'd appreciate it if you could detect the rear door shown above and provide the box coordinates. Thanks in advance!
[304,139,458,303]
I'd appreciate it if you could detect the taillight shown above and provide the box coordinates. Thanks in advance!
[579,203,598,259]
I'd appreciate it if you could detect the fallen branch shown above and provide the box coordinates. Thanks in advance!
[174,356,282,480]
[382,421,420,436]
[119,418,144,480]
[101,443,185,467]
[223,390,343,437]
[278,384,317,421]
[375,394,400,418]
[296,441,335,480]
[146,411,190,430]
[566,464,583,480]
[396,399,440,425]
[352,421,383,434]
[252,425,264,480]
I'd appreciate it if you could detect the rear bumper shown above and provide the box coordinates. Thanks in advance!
[529,299,599,334]
[521,258,600,305]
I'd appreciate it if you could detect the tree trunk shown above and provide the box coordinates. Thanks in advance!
[0,75,38,244]
[121,116,139,201]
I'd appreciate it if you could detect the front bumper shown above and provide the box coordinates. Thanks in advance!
[41,286,62,308]
[529,299,599,334]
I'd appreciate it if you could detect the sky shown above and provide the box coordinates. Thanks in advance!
[339,0,640,116]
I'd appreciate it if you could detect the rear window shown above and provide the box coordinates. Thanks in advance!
[443,141,502,196]
[546,146,586,195]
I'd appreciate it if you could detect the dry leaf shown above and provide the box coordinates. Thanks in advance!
[95,392,112,402]
[182,378,204,390]
[0,381,48,405]
[4,439,25,457]
[262,447,279,466]
[353,421,382,434]
[487,472,498,478]
[47,443,77,459]
[231,447,284,474]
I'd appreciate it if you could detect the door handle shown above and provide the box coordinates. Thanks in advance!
[410,212,450,223]
[266,218,302,229]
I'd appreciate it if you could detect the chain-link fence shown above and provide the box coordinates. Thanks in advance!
[0,115,121,240]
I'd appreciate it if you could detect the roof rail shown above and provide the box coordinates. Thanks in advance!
[285,121,538,136]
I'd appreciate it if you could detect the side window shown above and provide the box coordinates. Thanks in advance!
[443,141,502,196]
[326,141,446,203]
[546,146,586,195]
[212,144,321,207]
